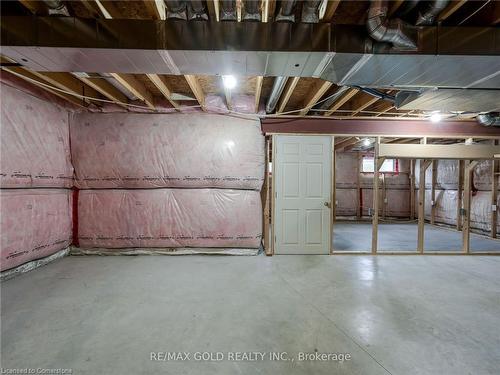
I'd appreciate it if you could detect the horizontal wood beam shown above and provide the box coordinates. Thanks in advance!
[262,118,500,137]
[323,88,359,116]
[277,76,300,114]
[184,74,205,109]
[75,75,128,107]
[378,143,500,160]
[254,76,263,113]
[439,0,467,21]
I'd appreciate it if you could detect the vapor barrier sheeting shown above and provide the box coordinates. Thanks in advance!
[0,189,72,271]
[0,84,73,188]
[77,189,262,249]
[70,113,265,190]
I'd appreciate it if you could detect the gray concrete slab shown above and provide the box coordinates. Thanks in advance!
[333,222,500,252]
[2,255,500,374]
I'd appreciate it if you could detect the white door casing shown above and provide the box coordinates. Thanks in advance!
[274,135,332,254]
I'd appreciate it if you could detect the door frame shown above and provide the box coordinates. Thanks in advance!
[271,134,335,255]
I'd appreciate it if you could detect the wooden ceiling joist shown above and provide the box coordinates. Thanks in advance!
[388,1,405,17]
[323,87,359,116]
[299,80,333,116]
[350,94,381,116]
[277,77,300,114]
[94,0,120,19]
[143,0,167,20]
[254,76,263,113]
[75,75,129,108]
[29,71,101,104]
[438,0,468,21]
[322,0,341,21]
[110,73,155,109]
[146,74,180,109]
[184,74,206,109]
[1,65,87,108]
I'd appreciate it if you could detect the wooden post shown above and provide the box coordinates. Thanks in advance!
[410,159,416,220]
[462,160,479,253]
[371,138,383,254]
[270,135,276,255]
[356,152,361,219]
[457,160,464,231]
[418,159,432,253]
[430,160,437,225]
[262,138,271,255]
[330,137,336,254]
[491,139,498,238]
[381,173,387,219]
[332,148,337,224]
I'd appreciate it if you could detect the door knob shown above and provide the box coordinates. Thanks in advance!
[324,202,331,208]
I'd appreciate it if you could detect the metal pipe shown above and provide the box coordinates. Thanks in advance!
[243,0,262,21]
[167,0,187,20]
[416,0,450,25]
[477,113,500,127]
[301,0,323,23]
[220,0,237,21]
[366,0,417,50]
[266,77,289,113]
[276,0,297,22]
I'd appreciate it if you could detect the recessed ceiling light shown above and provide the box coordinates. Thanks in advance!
[222,75,237,90]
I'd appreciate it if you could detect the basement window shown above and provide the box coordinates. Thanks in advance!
[362,156,397,173]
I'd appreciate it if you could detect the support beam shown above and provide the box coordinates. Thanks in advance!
[457,160,464,231]
[76,75,128,108]
[254,76,263,113]
[110,73,155,109]
[334,137,359,152]
[262,0,276,22]
[462,160,480,253]
[330,136,335,254]
[439,0,468,21]
[94,0,120,18]
[388,0,405,17]
[18,0,47,15]
[378,143,500,160]
[299,80,333,116]
[372,142,384,254]
[356,153,361,219]
[323,88,359,116]
[492,140,499,238]
[146,74,180,109]
[184,74,206,110]
[262,138,271,255]
[410,159,416,220]
[418,160,432,253]
[277,77,300,114]
[431,160,437,225]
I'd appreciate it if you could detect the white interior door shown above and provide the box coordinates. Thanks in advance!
[274,135,332,254]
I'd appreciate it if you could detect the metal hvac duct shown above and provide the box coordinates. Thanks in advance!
[301,0,323,23]
[266,77,289,113]
[416,0,450,25]
[276,0,297,22]
[167,0,187,20]
[220,0,237,21]
[477,113,500,127]
[366,0,417,49]
[243,0,261,21]
[188,0,208,20]
[42,0,69,16]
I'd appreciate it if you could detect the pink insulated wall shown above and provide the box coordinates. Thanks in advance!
[0,189,72,271]
[70,113,264,190]
[77,189,262,249]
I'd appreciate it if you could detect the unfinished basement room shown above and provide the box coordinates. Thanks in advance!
[1,0,499,374]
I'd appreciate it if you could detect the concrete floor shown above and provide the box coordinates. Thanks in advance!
[333,222,500,252]
[2,255,500,374]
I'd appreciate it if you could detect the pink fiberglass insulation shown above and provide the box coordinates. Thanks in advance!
[0,189,72,271]
[70,112,264,190]
[0,84,73,188]
[77,189,262,249]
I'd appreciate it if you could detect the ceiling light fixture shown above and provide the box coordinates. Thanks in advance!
[363,138,371,147]
[222,75,237,90]
[430,112,442,123]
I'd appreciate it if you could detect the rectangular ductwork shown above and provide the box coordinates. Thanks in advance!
[1,17,499,90]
